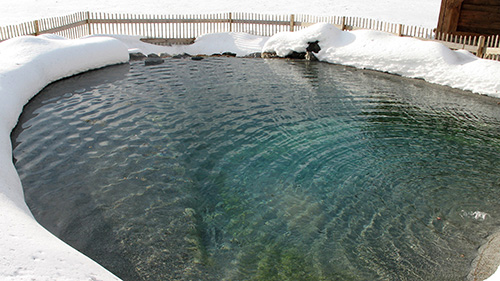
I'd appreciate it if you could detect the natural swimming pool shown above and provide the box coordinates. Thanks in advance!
[11,57,500,280]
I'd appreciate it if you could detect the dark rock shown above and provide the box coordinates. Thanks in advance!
[159,53,171,58]
[172,53,192,59]
[306,40,321,53]
[191,56,204,61]
[285,51,306,59]
[147,53,160,58]
[129,52,146,61]
[211,53,223,57]
[242,52,262,58]
[305,51,318,61]
[144,57,164,66]
[222,52,237,57]
[261,52,279,58]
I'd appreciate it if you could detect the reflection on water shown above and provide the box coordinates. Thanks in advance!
[12,58,500,280]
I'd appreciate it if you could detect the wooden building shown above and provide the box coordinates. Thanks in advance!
[437,0,500,35]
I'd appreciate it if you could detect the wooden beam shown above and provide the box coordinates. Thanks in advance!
[486,47,500,55]
[38,20,87,35]
[437,0,465,33]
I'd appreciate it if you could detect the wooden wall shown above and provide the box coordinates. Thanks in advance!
[437,0,500,35]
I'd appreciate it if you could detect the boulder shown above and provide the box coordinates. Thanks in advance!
[306,41,321,53]
[172,53,192,59]
[261,52,279,58]
[285,51,306,59]
[144,54,164,66]
[222,52,237,57]
[242,52,262,58]
[129,52,146,61]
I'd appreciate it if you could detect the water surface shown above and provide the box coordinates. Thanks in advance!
[12,58,500,280]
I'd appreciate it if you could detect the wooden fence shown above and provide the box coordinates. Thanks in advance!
[1,11,499,61]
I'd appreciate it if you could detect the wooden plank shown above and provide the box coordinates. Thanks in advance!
[458,9,500,26]
[457,10,500,34]
[108,17,231,25]
[437,0,465,33]
[435,39,478,52]
[486,47,500,55]
[463,0,500,5]
[461,3,500,13]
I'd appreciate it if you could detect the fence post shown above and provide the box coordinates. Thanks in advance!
[290,14,295,32]
[34,20,40,36]
[477,35,486,58]
[397,24,403,36]
[229,12,233,32]
[86,11,92,35]
[341,16,346,30]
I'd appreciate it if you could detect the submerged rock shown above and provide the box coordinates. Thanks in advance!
[191,56,205,61]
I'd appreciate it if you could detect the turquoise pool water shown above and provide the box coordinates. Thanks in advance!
[12,58,500,280]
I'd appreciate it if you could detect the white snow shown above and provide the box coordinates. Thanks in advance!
[1,0,500,280]
[0,0,441,28]
[104,32,268,57]
[0,34,128,280]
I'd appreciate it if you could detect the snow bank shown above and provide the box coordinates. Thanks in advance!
[0,34,128,280]
[0,0,441,28]
[100,32,268,57]
[263,23,500,98]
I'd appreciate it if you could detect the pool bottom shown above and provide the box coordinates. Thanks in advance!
[12,58,500,280]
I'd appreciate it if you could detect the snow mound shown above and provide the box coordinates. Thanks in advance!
[0,35,128,281]
[263,23,500,98]
[102,32,268,56]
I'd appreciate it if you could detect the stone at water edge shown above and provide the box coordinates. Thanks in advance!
[145,54,164,66]
[130,52,147,61]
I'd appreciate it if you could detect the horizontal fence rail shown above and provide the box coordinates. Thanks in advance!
[1,11,499,61]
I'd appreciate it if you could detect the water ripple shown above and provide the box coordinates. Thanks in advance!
[12,58,500,281]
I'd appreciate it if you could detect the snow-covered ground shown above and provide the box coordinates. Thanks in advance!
[1,0,500,280]
[0,0,440,28]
